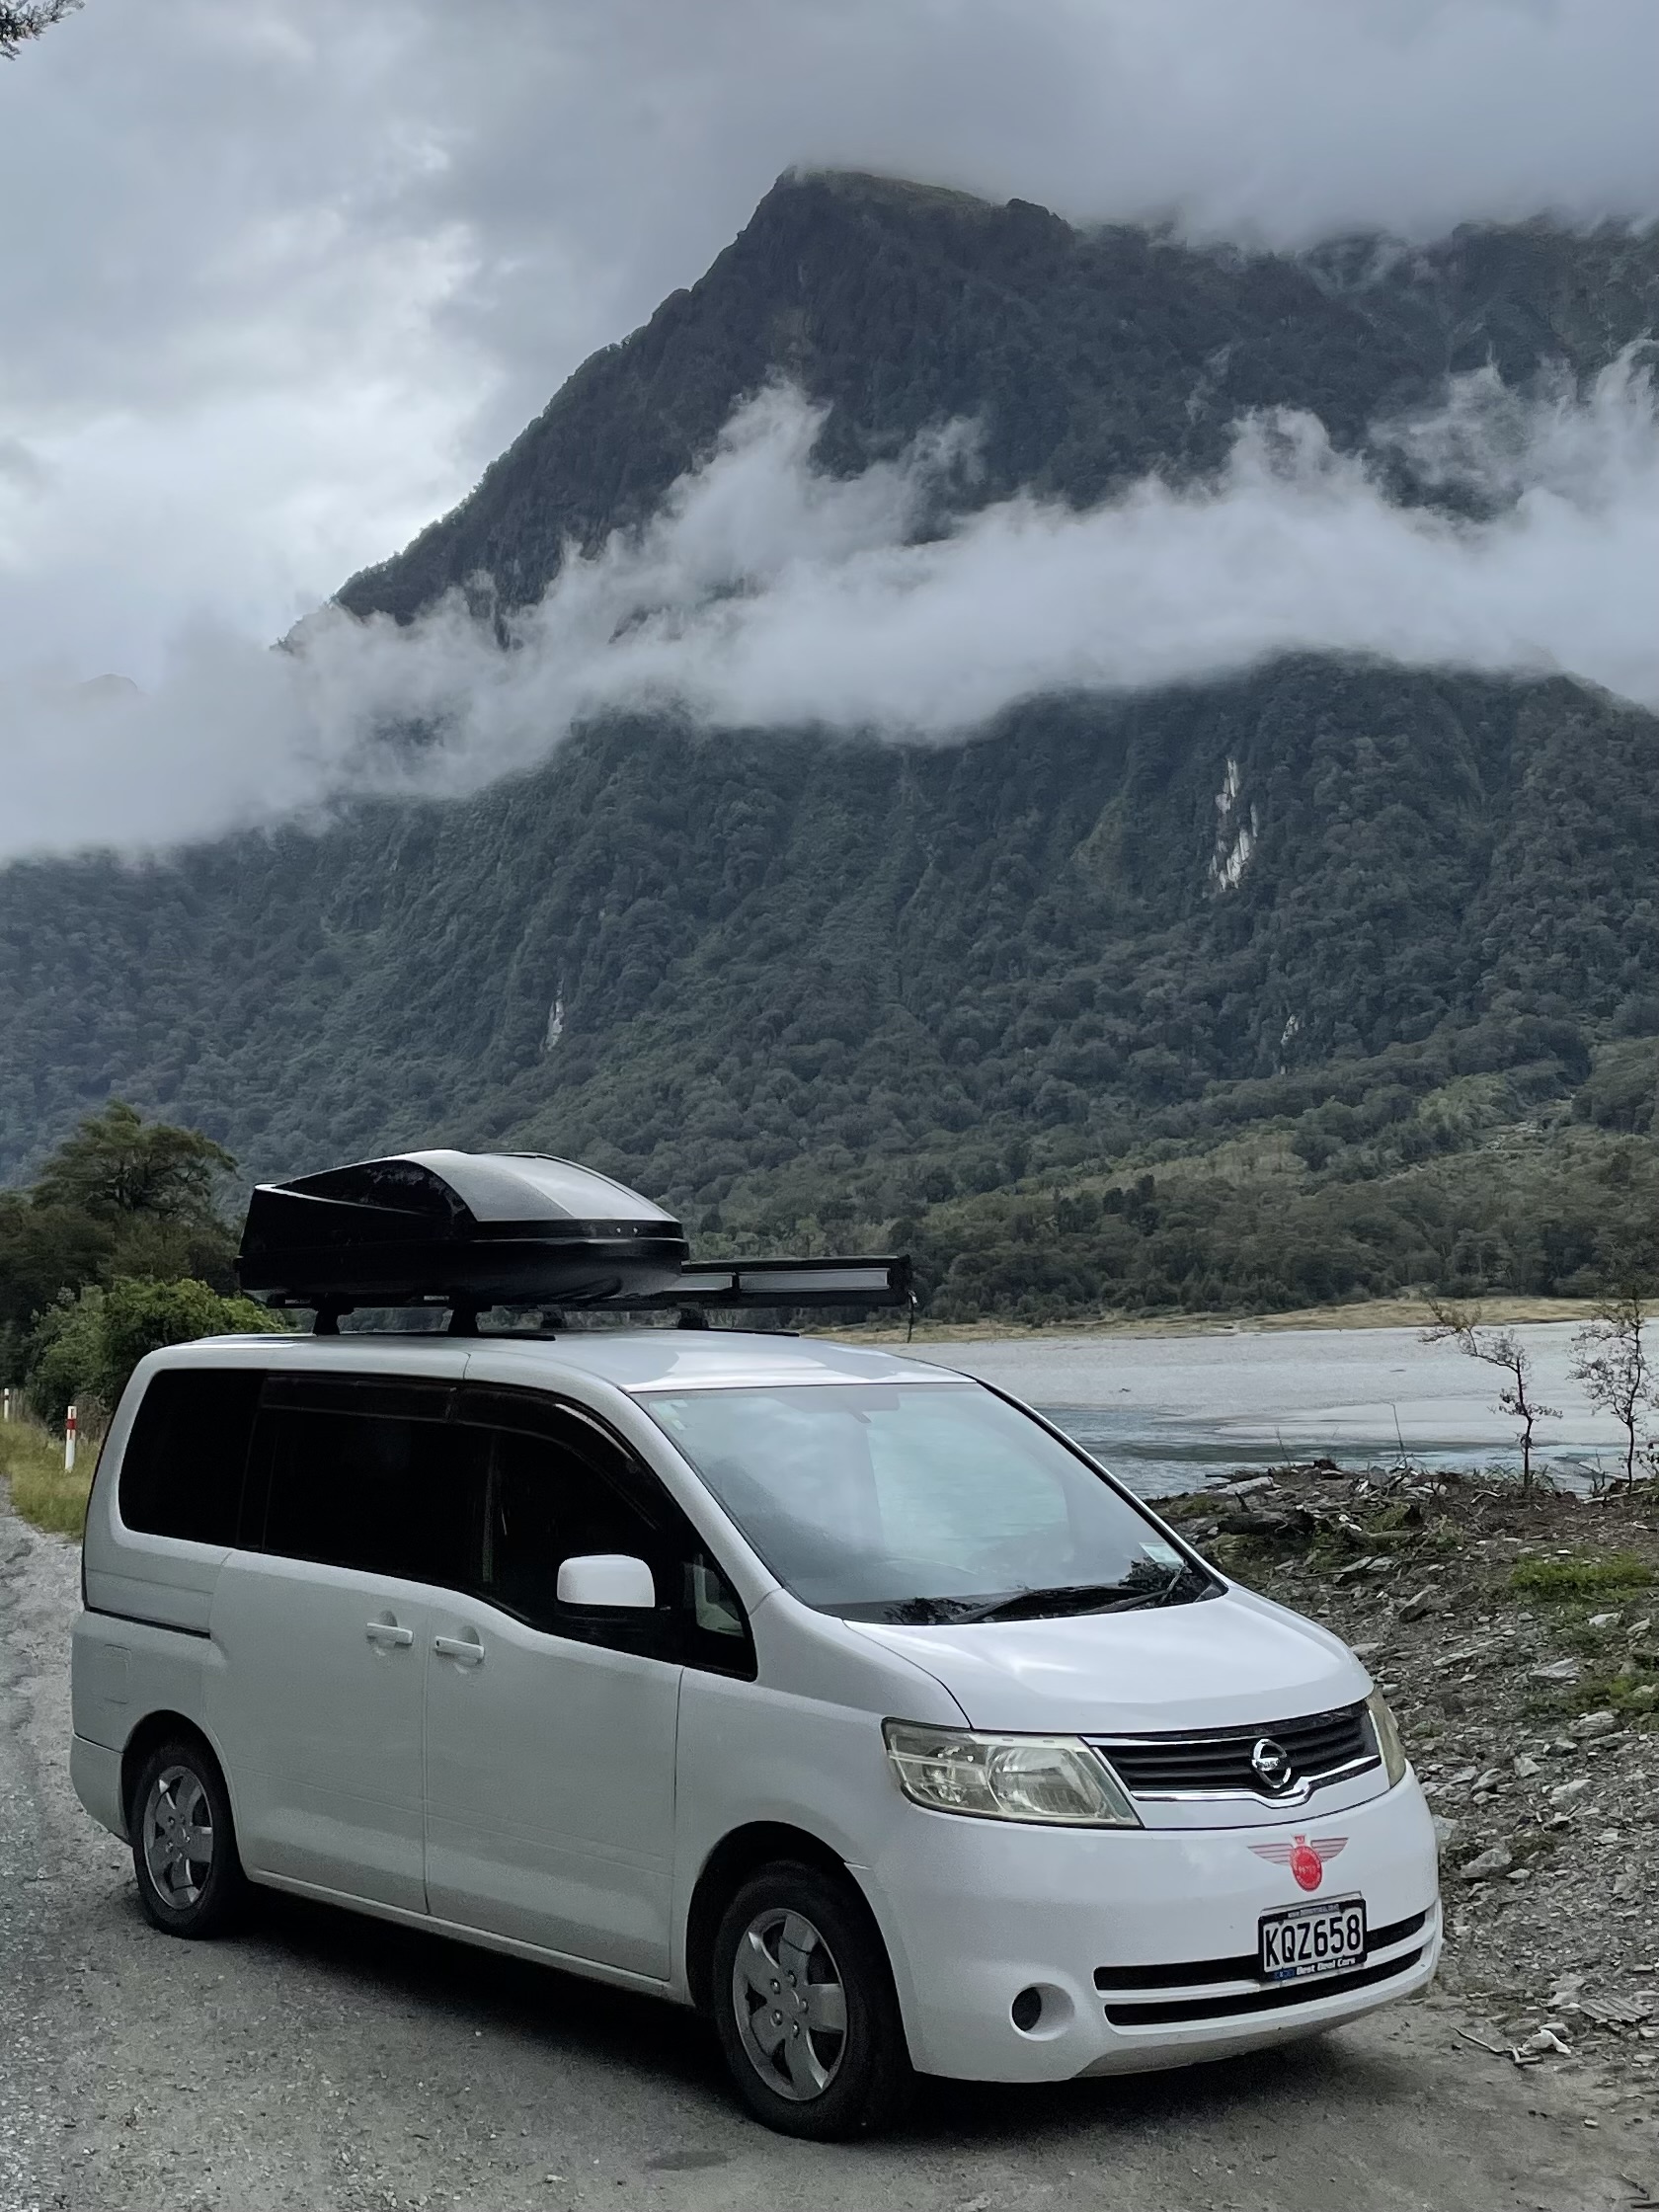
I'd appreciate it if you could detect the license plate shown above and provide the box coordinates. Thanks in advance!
[1258,1894,1366,1983]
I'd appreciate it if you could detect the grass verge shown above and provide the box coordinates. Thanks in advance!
[0,1418,91,1538]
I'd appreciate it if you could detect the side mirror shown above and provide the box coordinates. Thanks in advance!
[556,1553,656,1610]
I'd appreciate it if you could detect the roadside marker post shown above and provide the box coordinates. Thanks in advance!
[65,1403,77,1473]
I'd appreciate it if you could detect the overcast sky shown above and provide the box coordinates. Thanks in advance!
[2,0,1657,693]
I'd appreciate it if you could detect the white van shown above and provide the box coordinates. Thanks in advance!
[71,1326,1440,2136]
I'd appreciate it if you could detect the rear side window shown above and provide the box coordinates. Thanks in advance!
[118,1369,265,1544]
[249,1376,481,1585]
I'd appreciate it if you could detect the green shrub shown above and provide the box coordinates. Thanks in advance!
[24,1276,289,1424]
[1568,1671,1658,1725]
[24,1285,109,1430]
[1508,1551,1656,1598]
[96,1277,288,1408]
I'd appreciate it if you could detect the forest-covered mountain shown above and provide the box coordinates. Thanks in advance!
[3,172,1657,1318]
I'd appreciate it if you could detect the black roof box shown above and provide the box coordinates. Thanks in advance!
[238,1149,688,1309]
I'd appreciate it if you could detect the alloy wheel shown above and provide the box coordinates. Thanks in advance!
[142,1765,215,1909]
[730,1906,849,2101]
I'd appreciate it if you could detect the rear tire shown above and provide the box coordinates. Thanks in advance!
[129,1738,247,1938]
[712,1860,914,2139]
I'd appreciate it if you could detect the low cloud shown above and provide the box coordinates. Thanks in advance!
[5,2,1659,684]
[4,356,1658,861]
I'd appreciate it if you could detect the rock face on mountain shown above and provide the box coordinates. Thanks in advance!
[2,173,1656,1312]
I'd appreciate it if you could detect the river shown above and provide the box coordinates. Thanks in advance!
[904,1320,1633,1496]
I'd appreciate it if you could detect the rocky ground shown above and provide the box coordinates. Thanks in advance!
[1162,1462,1659,2120]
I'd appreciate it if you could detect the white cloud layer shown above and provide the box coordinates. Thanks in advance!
[2,0,1659,687]
[6,356,1657,861]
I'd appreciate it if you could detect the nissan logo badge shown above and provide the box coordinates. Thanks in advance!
[1251,1736,1295,1792]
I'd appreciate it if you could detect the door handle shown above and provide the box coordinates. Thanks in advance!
[434,1634,485,1666]
[364,1620,414,1647]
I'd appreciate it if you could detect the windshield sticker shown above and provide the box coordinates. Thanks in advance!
[1141,1540,1182,1565]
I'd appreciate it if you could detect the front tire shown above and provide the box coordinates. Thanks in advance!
[129,1738,247,1938]
[712,1860,913,2139]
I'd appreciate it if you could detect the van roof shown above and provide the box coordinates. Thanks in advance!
[162,1327,964,1395]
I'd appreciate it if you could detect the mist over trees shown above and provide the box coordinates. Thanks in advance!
[2,174,1657,1328]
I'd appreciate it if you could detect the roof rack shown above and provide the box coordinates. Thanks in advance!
[236,1149,912,1332]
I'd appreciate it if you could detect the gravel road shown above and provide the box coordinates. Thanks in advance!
[2,1494,1653,2212]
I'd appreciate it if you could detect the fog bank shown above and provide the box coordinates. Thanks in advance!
[5,355,1657,861]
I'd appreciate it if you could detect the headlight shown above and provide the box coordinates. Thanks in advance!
[883,1721,1141,1827]
[1366,1690,1409,1788]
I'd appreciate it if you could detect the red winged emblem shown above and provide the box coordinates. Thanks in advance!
[1250,1833,1348,1893]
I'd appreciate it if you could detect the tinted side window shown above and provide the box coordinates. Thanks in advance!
[252,1378,481,1583]
[484,1425,652,1630]
[118,1370,264,1544]
[460,1387,753,1675]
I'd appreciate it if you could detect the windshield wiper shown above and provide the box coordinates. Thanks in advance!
[830,1561,1214,1626]
[1143,1560,1209,1608]
[956,1582,1150,1624]
[958,1563,1210,1624]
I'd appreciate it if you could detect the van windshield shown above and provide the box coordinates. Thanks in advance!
[639,1382,1212,1624]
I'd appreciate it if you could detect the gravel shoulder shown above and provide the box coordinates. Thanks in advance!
[3,1486,1657,2212]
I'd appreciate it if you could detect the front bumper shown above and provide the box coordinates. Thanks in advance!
[861,1774,1441,2082]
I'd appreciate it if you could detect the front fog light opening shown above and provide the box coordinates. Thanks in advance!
[1009,1982,1075,2039]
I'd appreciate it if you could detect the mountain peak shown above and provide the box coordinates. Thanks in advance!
[338,175,1659,632]
[769,165,1023,218]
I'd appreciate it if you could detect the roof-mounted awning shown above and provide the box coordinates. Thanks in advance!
[602,1255,913,1310]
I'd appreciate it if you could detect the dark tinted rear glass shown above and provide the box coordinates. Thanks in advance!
[118,1369,265,1544]
[254,1382,481,1583]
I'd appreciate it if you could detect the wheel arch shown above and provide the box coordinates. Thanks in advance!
[119,1709,234,1832]
[683,1821,866,2014]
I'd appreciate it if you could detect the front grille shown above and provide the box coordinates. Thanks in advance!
[1094,1701,1376,1799]
[1093,1910,1429,1994]
[1100,1946,1425,2028]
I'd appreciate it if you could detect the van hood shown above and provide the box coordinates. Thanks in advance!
[847,1588,1368,1735]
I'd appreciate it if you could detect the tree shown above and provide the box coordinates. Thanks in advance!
[24,1276,288,1424]
[1421,1298,1559,1491]
[1571,1274,1653,1491]
[1,1105,244,1382]
[31,1099,233,1227]
[0,1187,114,1347]
[0,0,79,57]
